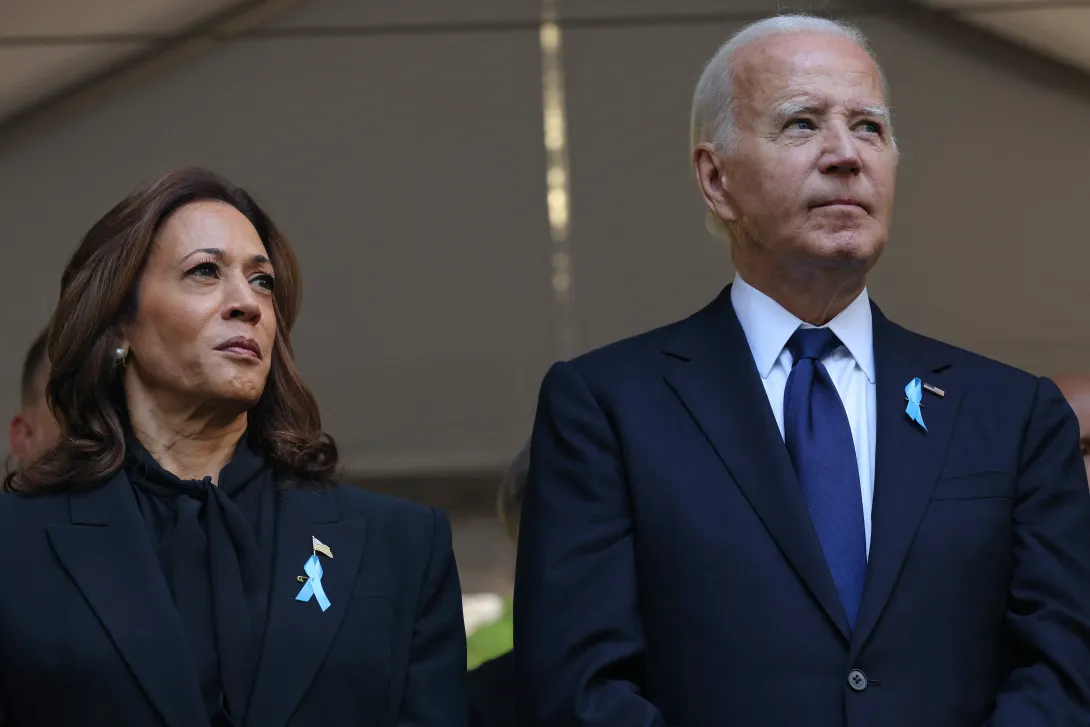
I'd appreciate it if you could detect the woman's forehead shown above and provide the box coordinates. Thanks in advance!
[153,201,268,263]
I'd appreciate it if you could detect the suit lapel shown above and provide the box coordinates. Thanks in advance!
[663,287,852,640]
[245,487,367,727]
[849,307,961,658]
[46,473,207,727]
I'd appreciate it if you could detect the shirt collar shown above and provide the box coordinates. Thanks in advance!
[730,273,875,384]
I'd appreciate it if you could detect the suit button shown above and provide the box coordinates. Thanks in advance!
[848,669,868,691]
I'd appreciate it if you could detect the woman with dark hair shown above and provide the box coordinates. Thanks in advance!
[0,168,467,727]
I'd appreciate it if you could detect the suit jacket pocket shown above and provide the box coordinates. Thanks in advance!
[931,471,1014,500]
[314,596,394,721]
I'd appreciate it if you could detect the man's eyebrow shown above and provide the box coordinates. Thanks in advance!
[855,105,891,123]
[771,100,891,126]
[772,100,824,125]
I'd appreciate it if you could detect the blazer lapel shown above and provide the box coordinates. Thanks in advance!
[246,487,367,727]
[849,307,961,658]
[663,287,852,640]
[46,473,207,727]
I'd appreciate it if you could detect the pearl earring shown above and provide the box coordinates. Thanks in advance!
[114,347,127,365]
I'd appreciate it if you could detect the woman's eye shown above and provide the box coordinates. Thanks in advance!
[252,274,276,291]
[188,261,220,278]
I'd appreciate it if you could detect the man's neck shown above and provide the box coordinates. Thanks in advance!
[735,265,866,326]
[126,388,248,484]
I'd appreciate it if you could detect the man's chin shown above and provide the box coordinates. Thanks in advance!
[805,234,885,270]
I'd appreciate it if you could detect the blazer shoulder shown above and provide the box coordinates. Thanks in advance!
[329,482,434,519]
[0,488,73,525]
[0,489,77,564]
[897,324,1039,387]
[889,322,1046,419]
[328,483,447,549]
[559,313,696,389]
[563,288,732,383]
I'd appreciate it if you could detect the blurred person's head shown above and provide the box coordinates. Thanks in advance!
[497,442,530,543]
[691,15,898,322]
[1054,373,1090,485]
[7,167,336,492]
[9,329,61,466]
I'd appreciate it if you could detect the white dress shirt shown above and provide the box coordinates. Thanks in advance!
[730,274,877,555]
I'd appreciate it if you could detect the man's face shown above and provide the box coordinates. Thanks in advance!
[1055,375,1090,486]
[703,32,898,275]
[9,368,60,466]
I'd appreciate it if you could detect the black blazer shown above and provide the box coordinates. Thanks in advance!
[515,285,1090,727]
[0,472,467,727]
[468,651,518,727]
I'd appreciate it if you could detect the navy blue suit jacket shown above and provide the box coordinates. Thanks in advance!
[0,474,467,727]
[468,651,518,727]
[514,286,1090,727]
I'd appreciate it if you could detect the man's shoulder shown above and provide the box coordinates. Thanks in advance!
[565,289,732,379]
[574,318,687,369]
[891,320,1037,386]
[557,312,699,395]
[559,304,1043,396]
[883,319,1048,420]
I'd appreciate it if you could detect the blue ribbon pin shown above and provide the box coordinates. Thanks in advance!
[295,555,331,612]
[905,377,927,431]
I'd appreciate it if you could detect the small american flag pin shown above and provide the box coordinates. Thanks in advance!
[312,535,333,559]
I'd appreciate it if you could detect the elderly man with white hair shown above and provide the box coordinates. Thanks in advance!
[514,14,1090,727]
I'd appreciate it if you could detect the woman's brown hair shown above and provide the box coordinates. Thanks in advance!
[5,167,337,492]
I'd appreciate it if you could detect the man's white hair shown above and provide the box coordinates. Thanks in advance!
[690,15,892,239]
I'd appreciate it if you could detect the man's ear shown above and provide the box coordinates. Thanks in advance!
[9,414,31,466]
[693,142,739,224]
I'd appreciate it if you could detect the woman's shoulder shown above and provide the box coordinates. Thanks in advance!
[325,482,440,520]
[0,487,78,548]
[306,482,451,546]
[0,487,74,517]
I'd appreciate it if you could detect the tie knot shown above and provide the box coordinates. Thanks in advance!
[787,327,842,364]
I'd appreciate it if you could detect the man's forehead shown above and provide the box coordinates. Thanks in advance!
[732,33,884,105]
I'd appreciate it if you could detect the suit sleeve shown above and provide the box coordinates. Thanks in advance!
[399,508,468,727]
[514,362,667,727]
[988,376,1090,725]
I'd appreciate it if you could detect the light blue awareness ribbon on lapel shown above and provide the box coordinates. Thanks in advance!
[295,555,331,612]
[905,377,927,431]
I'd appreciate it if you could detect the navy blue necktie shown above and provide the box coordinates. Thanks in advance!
[783,328,867,630]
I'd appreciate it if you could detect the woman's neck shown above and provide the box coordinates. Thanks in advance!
[126,391,248,484]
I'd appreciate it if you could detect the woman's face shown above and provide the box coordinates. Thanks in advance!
[121,200,277,413]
